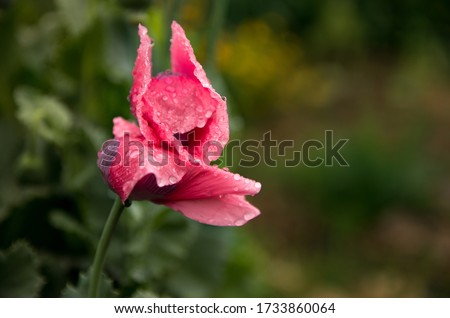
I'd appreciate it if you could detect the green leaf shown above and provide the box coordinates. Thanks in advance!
[49,210,95,245]
[15,87,73,146]
[132,289,159,298]
[0,241,44,297]
[166,225,233,297]
[55,0,95,36]
[123,203,199,285]
[61,272,117,298]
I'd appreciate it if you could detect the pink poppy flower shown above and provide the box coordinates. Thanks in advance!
[97,21,261,226]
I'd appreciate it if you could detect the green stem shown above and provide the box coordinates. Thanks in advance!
[88,196,126,297]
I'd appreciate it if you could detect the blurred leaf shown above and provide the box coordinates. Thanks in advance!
[61,272,117,297]
[15,87,73,146]
[132,289,158,298]
[0,241,44,297]
[17,12,61,72]
[49,210,95,245]
[122,203,199,288]
[219,233,271,297]
[55,0,95,36]
[166,226,233,297]
[103,18,135,83]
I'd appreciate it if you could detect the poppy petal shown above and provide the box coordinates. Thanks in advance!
[98,118,187,202]
[112,117,141,139]
[129,24,161,143]
[165,164,261,201]
[170,21,210,88]
[164,194,260,226]
[130,24,152,117]
[170,21,229,159]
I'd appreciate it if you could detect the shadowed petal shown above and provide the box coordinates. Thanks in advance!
[188,96,229,162]
[164,194,260,226]
[129,173,176,201]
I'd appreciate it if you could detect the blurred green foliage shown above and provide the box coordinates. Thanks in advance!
[0,0,450,297]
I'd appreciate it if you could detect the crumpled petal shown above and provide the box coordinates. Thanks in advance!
[164,194,260,226]
[170,21,229,159]
[170,21,211,88]
[142,74,217,140]
[130,24,152,117]
[129,24,161,143]
[112,116,142,139]
[98,118,187,202]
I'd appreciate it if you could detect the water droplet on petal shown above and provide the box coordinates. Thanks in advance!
[223,167,230,172]
[255,182,262,189]
[166,86,175,92]
[243,212,254,221]
[233,174,241,180]
[197,118,206,128]
[162,95,168,101]
[234,219,245,226]
[130,151,139,159]
[169,176,177,184]
[205,110,212,118]
[244,179,249,184]
[196,106,202,112]
[124,180,134,192]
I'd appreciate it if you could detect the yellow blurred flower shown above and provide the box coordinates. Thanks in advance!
[218,19,335,115]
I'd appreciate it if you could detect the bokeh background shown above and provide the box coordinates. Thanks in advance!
[1,0,450,297]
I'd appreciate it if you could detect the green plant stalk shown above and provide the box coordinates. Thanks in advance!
[206,0,229,71]
[88,196,126,297]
